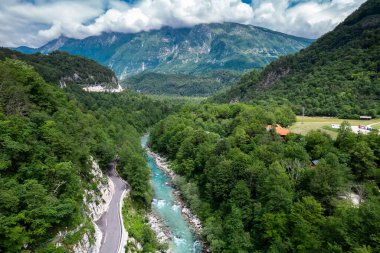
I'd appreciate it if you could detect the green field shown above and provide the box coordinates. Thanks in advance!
[290,116,380,138]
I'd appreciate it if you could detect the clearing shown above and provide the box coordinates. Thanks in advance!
[290,116,380,139]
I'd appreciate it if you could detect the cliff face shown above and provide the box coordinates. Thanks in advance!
[55,158,114,253]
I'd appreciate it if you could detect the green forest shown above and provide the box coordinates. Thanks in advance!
[0,58,175,252]
[0,0,379,252]
[149,103,380,252]
[212,0,380,119]
[122,70,240,97]
[0,48,117,88]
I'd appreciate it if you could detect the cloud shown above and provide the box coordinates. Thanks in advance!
[81,0,254,34]
[251,0,365,38]
[0,0,366,48]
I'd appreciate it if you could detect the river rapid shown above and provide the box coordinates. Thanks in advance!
[141,135,201,253]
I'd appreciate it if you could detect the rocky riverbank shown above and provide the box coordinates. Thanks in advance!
[146,149,203,237]
[147,212,171,244]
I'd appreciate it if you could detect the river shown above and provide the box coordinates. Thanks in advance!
[141,135,201,253]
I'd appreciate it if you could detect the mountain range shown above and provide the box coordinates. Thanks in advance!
[16,23,313,80]
[212,0,380,118]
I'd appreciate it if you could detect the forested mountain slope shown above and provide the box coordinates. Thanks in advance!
[150,103,380,252]
[16,23,313,79]
[122,70,241,97]
[213,0,380,118]
[0,48,118,88]
[0,58,174,252]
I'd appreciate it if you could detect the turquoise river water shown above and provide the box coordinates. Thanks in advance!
[141,135,201,253]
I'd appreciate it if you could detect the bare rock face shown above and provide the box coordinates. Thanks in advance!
[72,233,91,253]
[82,84,123,93]
[77,157,114,253]
[85,158,115,222]
[259,67,290,88]
[56,157,115,253]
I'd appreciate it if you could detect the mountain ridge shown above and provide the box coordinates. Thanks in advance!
[15,22,313,79]
[212,0,380,118]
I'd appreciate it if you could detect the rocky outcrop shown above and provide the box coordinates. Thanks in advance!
[78,157,114,253]
[85,159,114,222]
[258,67,290,88]
[83,84,123,93]
[55,157,114,253]
[72,232,93,253]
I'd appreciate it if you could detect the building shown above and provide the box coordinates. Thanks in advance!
[266,124,290,137]
[360,116,372,120]
[311,160,319,166]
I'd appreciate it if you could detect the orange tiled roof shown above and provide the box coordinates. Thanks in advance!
[266,124,290,136]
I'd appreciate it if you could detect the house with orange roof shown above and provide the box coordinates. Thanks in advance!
[266,124,290,137]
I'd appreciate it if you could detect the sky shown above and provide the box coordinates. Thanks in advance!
[0,0,366,48]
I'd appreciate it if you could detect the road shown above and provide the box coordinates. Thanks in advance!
[96,162,129,253]
[367,122,380,128]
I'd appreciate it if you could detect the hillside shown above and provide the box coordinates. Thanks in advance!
[213,0,380,118]
[150,103,380,252]
[16,23,313,79]
[0,48,118,89]
[122,70,240,96]
[0,56,175,252]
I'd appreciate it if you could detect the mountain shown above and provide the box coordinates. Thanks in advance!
[16,23,313,80]
[212,0,380,118]
[0,48,118,89]
[122,70,241,97]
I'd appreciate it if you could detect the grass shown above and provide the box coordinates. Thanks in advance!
[290,116,380,139]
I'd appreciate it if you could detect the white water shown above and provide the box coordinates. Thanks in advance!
[142,135,201,253]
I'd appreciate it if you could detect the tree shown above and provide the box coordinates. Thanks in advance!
[308,153,350,205]
[260,212,290,252]
[305,130,334,160]
[349,141,377,181]
[257,161,293,213]
[229,181,253,224]
[224,206,253,252]
[290,196,325,252]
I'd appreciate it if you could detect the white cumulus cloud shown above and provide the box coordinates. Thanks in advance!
[0,0,366,48]
[251,0,365,38]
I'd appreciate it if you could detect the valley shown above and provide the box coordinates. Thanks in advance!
[15,22,313,97]
[0,0,379,253]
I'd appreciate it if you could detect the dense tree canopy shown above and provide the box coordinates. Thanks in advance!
[0,48,117,88]
[122,71,240,97]
[150,103,380,252]
[212,0,380,118]
[0,58,175,252]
